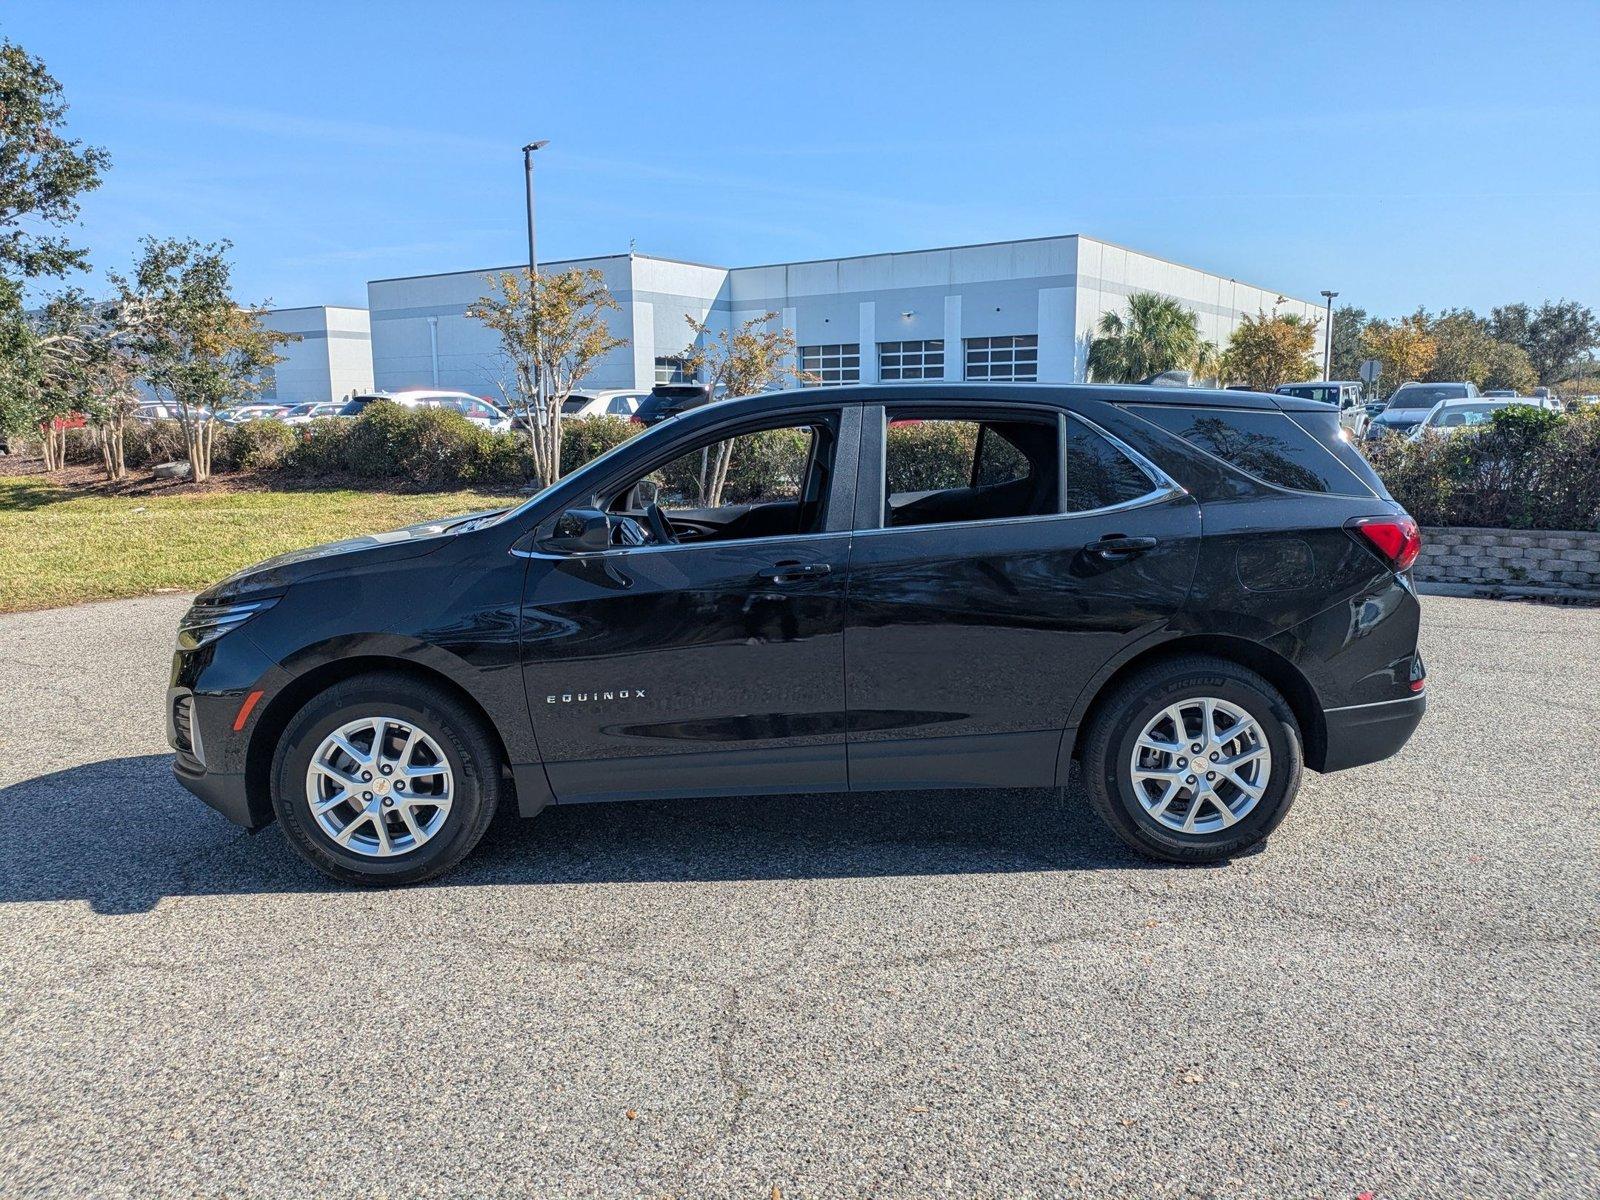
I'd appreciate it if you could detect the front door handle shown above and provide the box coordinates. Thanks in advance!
[1087,535,1158,558]
[762,562,832,584]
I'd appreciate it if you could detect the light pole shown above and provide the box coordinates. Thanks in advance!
[1320,289,1338,380]
[522,140,549,417]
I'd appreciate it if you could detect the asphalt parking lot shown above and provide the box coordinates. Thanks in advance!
[1,593,1595,1199]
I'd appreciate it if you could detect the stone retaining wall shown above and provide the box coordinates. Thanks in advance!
[1416,527,1600,593]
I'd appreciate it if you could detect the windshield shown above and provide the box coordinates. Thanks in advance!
[1429,403,1508,427]
[1279,384,1339,404]
[1389,384,1467,409]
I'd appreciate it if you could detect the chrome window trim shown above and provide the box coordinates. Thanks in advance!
[511,526,850,561]
[511,401,1189,557]
[850,495,1180,540]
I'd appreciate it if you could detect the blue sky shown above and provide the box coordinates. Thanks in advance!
[9,1,1599,316]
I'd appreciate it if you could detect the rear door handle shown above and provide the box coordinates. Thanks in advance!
[1087,535,1158,558]
[761,562,832,584]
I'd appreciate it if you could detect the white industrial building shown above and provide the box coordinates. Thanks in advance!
[364,235,1327,395]
[259,305,374,404]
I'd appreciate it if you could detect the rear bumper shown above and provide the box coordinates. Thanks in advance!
[1318,693,1426,772]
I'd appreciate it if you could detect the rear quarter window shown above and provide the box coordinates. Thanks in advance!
[1128,404,1377,497]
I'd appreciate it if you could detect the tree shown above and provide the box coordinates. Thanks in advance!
[675,311,808,505]
[46,290,143,477]
[1488,303,1531,351]
[468,267,627,488]
[1220,310,1319,392]
[1362,315,1436,396]
[0,39,110,282]
[1483,341,1537,394]
[1085,292,1204,382]
[1490,300,1599,385]
[1424,308,1496,386]
[1,285,85,469]
[0,38,110,453]
[1525,301,1599,386]
[1329,305,1370,381]
[113,238,292,482]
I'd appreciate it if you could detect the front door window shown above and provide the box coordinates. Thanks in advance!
[609,421,835,545]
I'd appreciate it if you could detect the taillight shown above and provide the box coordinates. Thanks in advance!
[1348,515,1422,572]
[630,414,644,425]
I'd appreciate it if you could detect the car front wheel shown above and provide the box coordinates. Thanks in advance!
[270,672,501,885]
[1081,656,1303,863]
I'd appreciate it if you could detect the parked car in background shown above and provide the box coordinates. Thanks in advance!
[1529,387,1563,412]
[631,383,717,426]
[562,390,650,420]
[1364,382,1479,441]
[1409,398,1526,439]
[339,390,512,432]
[168,382,1427,885]
[218,403,289,425]
[1274,381,1369,436]
[136,402,211,422]
[1483,389,1519,399]
[281,401,347,426]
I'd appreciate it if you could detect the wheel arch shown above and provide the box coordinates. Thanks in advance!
[243,655,515,828]
[1069,634,1328,771]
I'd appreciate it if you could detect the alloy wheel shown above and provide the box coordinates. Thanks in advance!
[1128,697,1272,835]
[304,716,454,857]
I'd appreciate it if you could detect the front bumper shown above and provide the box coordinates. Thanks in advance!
[1318,693,1427,772]
[167,624,283,830]
[172,756,262,829]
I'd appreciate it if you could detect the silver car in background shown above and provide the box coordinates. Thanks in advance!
[1408,397,1529,439]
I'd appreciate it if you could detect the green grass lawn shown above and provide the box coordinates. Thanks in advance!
[0,476,514,614]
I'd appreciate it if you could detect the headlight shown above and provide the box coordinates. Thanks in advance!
[177,597,278,650]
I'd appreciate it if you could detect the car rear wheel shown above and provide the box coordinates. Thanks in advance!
[270,672,501,885]
[1081,656,1303,863]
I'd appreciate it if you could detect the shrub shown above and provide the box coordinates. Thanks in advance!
[281,416,351,477]
[884,419,977,493]
[559,415,639,476]
[123,419,188,469]
[218,419,297,472]
[1366,405,1600,530]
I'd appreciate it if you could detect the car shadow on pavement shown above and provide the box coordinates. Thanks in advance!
[0,753,1168,914]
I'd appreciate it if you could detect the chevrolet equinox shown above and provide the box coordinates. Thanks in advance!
[169,384,1427,885]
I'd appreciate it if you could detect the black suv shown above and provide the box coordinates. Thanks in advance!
[170,384,1426,885]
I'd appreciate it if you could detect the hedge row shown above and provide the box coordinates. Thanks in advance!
[62,417,304,473]
[1365,405,1600,531]
[69,403,981,501]
[71,400,1600,532]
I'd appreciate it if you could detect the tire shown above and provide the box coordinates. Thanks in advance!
[1080,655,1303,864]
[270,672,502,885]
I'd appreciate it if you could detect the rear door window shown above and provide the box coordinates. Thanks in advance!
[1129,404,1377,497]
[1065,419,1159,511]
[882,414,1060,529]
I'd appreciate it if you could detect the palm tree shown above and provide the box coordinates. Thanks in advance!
[1086,293,1205,382]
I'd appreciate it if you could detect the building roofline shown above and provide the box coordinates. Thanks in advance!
[366,250,726,286]
[365,234,1320,310]
[729,233,1082,273]
[266,304,370,315]
[1073,234,1319,307]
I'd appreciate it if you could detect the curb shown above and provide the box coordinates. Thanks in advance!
[1415,581,1600,607]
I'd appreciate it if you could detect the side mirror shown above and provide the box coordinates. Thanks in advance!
[542,507,611,553]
